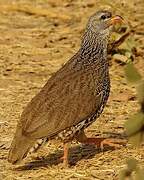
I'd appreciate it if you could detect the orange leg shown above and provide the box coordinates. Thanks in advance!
[100,138,126,151]
[61,143,70,167]
[81,137,126,151]
[76,130,126,151]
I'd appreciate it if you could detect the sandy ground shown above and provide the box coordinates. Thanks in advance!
[0,0,144,179]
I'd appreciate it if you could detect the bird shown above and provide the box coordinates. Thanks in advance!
[8,10,124,166]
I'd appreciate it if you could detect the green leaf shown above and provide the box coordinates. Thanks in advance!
[118,36,136,51]
[125,63,142,83]
[135,168,144,180]
[119,169,130,180]
[126,37,136,51]
[125,112,144,136]
[129,132,143,147]
[127,158,138,171]
[137,80,144,104]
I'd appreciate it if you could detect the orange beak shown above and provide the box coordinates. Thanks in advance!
[107,15,124,26]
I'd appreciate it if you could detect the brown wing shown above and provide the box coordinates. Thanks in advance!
[20,55,103,139]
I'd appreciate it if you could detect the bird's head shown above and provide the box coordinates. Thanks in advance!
[86,10,123,36]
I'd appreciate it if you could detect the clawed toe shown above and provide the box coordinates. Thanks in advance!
[100,138,127,151]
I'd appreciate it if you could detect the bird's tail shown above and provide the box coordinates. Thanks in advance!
[29,137,48,153]
[8,126,35,164]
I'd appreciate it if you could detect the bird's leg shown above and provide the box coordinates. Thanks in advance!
[61,142,70,167]
[63,143,69,166]
[76,130,126,151]
[99,138,126,151]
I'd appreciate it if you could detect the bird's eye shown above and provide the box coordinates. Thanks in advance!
[100,15,107,20]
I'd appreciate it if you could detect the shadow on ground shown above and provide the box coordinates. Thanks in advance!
[13,133,127,171]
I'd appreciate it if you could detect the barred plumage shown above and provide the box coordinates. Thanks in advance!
[8,10,123,165]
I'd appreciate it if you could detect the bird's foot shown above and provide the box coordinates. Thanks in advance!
[60,156,69,167]
[99,138,126,151]
[76,130,126,151]
[81,137,126,151]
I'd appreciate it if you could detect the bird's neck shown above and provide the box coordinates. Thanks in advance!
[80,29,109,66]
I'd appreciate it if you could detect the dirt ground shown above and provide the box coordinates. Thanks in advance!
[0,0,144,179]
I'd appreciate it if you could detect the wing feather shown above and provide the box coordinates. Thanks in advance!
[20,55,103,139]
